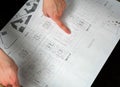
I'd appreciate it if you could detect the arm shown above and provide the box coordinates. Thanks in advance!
[42,0,71,34]
[0,49,20,87]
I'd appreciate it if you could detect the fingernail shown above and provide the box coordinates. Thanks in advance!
[67,30,71,34]
[65,28,71,34]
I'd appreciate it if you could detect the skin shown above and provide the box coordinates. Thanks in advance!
[43,0,71,34]
[0,49,20,87]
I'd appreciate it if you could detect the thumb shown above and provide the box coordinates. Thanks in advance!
[52,17,71,34]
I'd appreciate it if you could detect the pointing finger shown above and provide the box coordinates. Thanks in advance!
[52,17,71,34]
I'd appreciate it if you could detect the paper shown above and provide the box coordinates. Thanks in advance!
[0,0,120,87]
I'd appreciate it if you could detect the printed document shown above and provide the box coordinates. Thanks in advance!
[0,0,120,87]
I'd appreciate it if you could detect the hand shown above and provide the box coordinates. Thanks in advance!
[0,49,20,87]
[42,0,71,34]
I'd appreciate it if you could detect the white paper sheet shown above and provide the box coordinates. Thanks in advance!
[0,0,120,87]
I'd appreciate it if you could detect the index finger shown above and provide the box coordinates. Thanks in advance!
[52,17,71,34]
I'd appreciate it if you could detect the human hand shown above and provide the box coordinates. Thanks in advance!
[0,49,20,87]
[42,0,71,34]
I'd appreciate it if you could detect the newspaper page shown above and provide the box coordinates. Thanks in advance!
[0,0,120,87]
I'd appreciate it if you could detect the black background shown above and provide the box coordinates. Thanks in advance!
[0,0,27,29]
[92,40,120,87]
[0,0,120,87]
